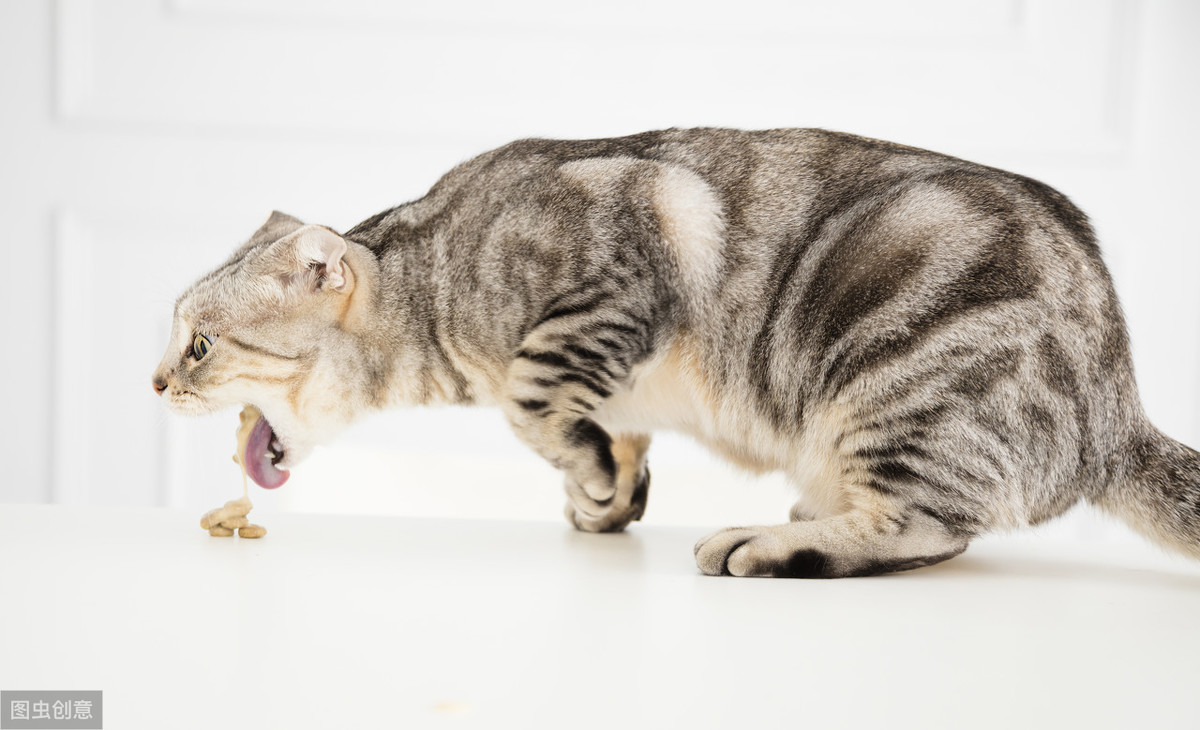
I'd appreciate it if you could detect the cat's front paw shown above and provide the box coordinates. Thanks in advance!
[563,466,649,533]
[564,501,633,533]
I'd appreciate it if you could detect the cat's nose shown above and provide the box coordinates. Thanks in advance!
[152,376,168,395]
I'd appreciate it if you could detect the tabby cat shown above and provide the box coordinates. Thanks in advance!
[152,128,1200,578]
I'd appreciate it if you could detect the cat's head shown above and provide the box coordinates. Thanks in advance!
[152,211,373,487]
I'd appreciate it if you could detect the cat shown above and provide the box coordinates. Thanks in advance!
[152,127,1200,578]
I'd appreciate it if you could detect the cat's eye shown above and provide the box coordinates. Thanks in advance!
[192,333,213,361]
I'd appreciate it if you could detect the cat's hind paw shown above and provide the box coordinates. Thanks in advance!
[693,526,790,577]
[694,523,852,577]
[695,515,970,579]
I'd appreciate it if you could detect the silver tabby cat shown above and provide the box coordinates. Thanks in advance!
[153,128,1200,578]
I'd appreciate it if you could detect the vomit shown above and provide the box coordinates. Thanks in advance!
[199,405,269,539]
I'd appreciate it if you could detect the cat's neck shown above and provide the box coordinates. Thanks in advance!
[345,226,482,409]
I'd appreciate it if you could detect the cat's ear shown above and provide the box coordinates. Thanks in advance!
[251,210,306,244]
[268,224,351,293]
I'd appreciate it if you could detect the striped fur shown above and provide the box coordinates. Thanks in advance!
[155,128,1200,578]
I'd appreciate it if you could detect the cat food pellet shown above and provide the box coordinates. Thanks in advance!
[238,525,267,539]
[200,496,252,530]
[208,525,235,537]
[220,516,250,529]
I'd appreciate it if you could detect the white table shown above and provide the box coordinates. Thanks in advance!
[2,504,1199,729]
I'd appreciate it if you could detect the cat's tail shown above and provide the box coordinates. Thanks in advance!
[1094,427,1200,559]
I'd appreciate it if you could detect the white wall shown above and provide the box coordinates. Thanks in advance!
[1,0,1197,538]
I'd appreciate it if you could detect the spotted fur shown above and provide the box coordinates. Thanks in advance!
[155,128,1200,578]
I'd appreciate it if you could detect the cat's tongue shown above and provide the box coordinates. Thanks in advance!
[245,412,289,489]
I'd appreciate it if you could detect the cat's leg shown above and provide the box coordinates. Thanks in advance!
[695,488,970,578]
[502,324,652,533]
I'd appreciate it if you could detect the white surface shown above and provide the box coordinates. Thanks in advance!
[0,1,1199,564]
[2,503,1200,729]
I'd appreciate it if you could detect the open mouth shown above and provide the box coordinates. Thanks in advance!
[244,409,290,489]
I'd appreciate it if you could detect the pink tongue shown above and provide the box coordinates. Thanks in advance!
[245,412,289,489]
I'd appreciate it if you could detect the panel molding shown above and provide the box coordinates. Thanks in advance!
[53,0,96,120]
[51,210,96,503]
[53,0,1139,159]
[164,0,1028,43]
[1099,0,1142,143]
[51,209,194,507]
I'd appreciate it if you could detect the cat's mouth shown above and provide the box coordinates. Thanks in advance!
[244,409,290,489]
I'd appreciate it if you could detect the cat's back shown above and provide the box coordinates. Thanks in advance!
[360,127,1028,250]
[403,127,1088,257]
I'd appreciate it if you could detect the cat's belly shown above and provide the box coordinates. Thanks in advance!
[593,337,856,517]
[592,339,795,475]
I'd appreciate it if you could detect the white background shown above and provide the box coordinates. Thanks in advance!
[1,0,1197,540]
